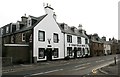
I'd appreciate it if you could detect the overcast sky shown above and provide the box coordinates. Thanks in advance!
[0,0,119,40]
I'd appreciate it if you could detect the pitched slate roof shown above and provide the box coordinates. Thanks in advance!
[2,14,47,37]
[57,23,88,38]
[91,40,104,44]
[88,34,104,43]
[15,14,47,33]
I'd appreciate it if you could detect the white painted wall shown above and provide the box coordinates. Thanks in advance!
[104,44,111,55]
[33,8,64,61]
[64,34,90,58]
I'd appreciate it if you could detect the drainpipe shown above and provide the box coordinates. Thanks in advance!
[63,33,65,58]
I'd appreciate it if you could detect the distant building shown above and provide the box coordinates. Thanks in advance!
[109,38,118,54]
[116,40,120,54]
[101,36,111,55]
[88,34,104,56]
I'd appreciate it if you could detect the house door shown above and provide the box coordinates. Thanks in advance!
[46,48,52,61]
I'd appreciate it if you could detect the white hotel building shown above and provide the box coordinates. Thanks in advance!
[33,5,90,62]
[1,4,90,63]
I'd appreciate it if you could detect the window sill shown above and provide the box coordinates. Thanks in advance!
[38,57,45,59]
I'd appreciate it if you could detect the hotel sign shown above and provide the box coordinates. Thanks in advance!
[69,44,86,47]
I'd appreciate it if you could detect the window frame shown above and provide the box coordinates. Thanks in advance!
[38,30,45,41]
[38,48,45,59]
[22,33,25,42]
[85,38,88,44]
[53,33,59,43]
[0,28,3,35]
[53,48,59,58]
[11,35,15,43]
[6,26,9,33]
[77,37,81,44]
[67,35,72,43]
[67,47,72,56]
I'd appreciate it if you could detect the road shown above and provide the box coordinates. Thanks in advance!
[2,54,119,77]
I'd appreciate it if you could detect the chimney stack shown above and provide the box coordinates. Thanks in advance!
[78,24,82,30]
[21,14,28,24]
[109,38,111,41]
[102,36,106,41]
[44,3,54,15]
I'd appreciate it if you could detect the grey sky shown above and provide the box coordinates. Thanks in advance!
[0,0,119,40]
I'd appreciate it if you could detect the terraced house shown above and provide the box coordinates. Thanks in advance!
[59,23,90,58]
[1,4,90,64]
[88,34,104,56]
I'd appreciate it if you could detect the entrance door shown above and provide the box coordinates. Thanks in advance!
[46,48,52,61]
[74,47,77,58]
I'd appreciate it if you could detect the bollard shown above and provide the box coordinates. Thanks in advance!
[114,57,116,65]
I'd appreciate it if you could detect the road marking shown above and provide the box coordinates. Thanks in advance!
[107,58,114,60]
[31,72,44,76]
[63,62,70,65]
[75,63,90,67]
[44,69,63,74]
[31,69,63,76]
[96,60,104,63]
[98,68,108,74]
[92,60,116,72]
[73,67,86,71]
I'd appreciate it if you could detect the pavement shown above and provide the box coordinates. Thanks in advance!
[99,63,118,75]
[89,61,119,76]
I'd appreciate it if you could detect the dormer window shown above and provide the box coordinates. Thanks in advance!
[28,20,31,25]
[16,22,20,30]
[6,26,9,33]
[27,18,31,27]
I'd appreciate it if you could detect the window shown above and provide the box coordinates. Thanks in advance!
[77,37,81,44]
[1,28,3,35]
[67,47,72,56]
[67,35,72,43]
[22,33,25,41]
[11,35,15,43]
[38,30,45,41]
[38,48,45,59]
[27,19,31,27]
[29,34,32,42]
[53,33,59,43]
[77,48,82,56]
[53,48,59,58]
[96,38,99,41]
[85,38,88,44]
[6,26,9,33]
[79,30,82,34]
[28,20,31,25]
